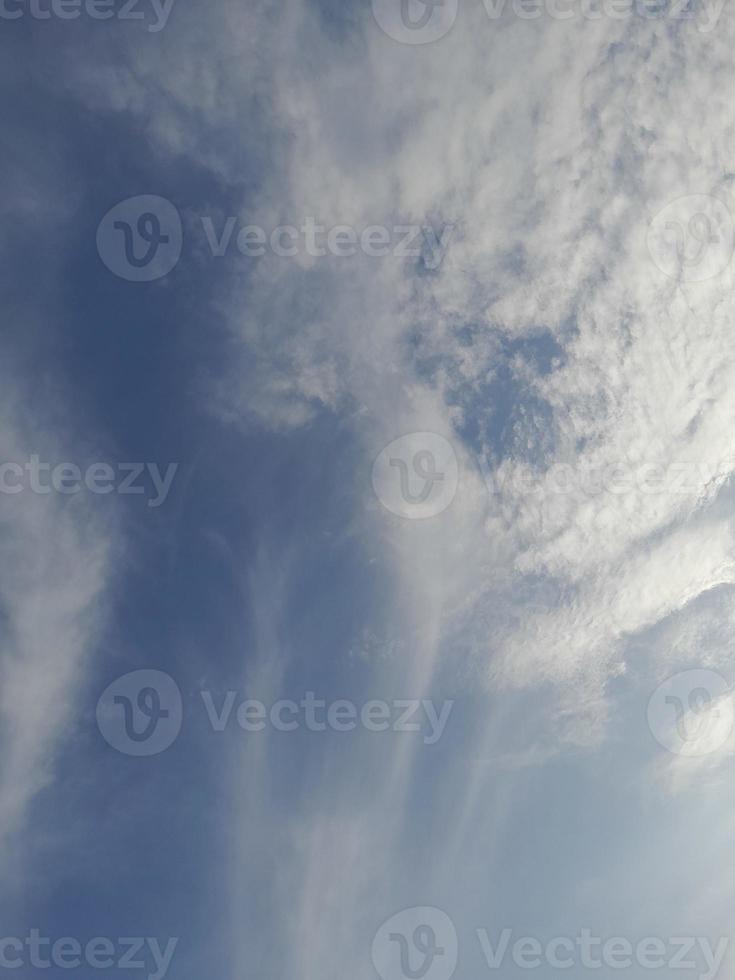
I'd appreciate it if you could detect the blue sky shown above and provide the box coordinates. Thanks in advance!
[2,1,735,979]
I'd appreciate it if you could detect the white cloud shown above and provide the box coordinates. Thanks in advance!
[39,0,735,962]
[0,377,116,861]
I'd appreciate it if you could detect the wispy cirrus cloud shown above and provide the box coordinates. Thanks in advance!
[9,0,735,974]
[0,373,116,868]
